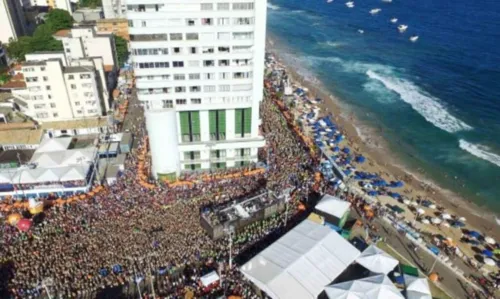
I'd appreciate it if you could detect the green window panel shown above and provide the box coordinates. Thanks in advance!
[235,109,243,135]
[179,112,190,135]
[243,108,252,134]
[218,110,226,133]
[211,162,227,169]
[209,110,217,134]
[190,111,200,135]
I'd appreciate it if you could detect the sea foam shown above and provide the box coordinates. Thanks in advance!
[459,140,500,167]
[366,70,473,133]
[267,3,280,10]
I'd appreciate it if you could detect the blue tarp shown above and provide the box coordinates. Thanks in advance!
[390,181,404,188]
[428,245,440,255]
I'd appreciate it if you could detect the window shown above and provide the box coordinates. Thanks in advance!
[217,17,230,26]
[71,84,77,89]
[179,111,201,142]
[80,74,91,79]
[189,86,201,92]
[138,4,145,11]
[170,33,182,40]
[186,33,199,40]
[162,75,171,80]
[233,32,253,40]
[202,47,214,54]
[204,73,215,80]
[217,3,230,10]
[219,60,230,67]
[48,95,52,99]
[174,74,185,80]
[200,3,213,10]
[186,19,196,26]
[219,85,230,92]
[85,100,96,105]
[201,18,213,26]
[209,110,226,141]
[36,112,49,119]
[88,109,98,114]
[173,47,181,54]
[75,101,81,106]
[28,86,41,92]
[204,85,216,92]
[46,85,51,90]
[25,77,38,82]
[211,150,227,158]
[175,86,186,93]
[184,151,201,160]
[23,67,35,72]
[173,61,184,68]
[218,46,230,53]
[232,84,252,91]
[188,60,200,67]
[234,17,253,25]
[76,110,83,114]
[234,71,252,79]
[176,99,187,105]
[233,2,254,10]
[189,47,197,54]
[53,112,59,118]
[217,32,230,40]
[82,83,92,88]
[50,103,56,108]
[237,148,251,157]
[34,104,46,109]
[162,100,173,108]
[203,60,215,67]
[141,21,146,27]
[235,108,252,136]
[191,98,201,104]
[43,76,48,81]
[189,73,200,80]
[68,75,74,80]
[220,72,230,79]
[40,67,46,71]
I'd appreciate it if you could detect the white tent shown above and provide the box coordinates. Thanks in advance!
[315,194,351,219]
[200,271,220,287]
[36,137,72,153]
[240,219,360,299]
[0,171,14,184]
[355,245,399,274]
[31,152,64,167]
[324,274,404,299]
[59,166,88,182]
[35,169,61,182]
[404,275,432,299]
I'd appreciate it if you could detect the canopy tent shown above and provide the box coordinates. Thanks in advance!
[36,137,72,153]
[324,274,404,299]
[240,220,361,299]
[355,245,399,274]
[315,194,351,219]
[0,171,15,184]
[404,275,432,299]
[35,169,61,182]
[30,148,96,168]
[59,166,88,182]
[200,271,220,287]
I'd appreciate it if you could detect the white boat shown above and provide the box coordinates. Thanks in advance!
[382,0,392,2]
[390,18,398,23]
[327,0,334,3]
[358,29,364,34]
[346,1,355,8]
[410,35,419,42]
[398,24,408,33]
[369,8,381,15]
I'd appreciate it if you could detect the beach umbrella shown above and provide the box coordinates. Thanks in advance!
[442,222,450,228]
[429,204,437,209]
[409,201,418,206]
[421,219,430,224]
[469,231,481,239]
[483,258,495,266]
[458,217,466,222]
[431,218,442,224]
[403,199,411,205]
[483,250,493,258]
[441,213,452,220]
[484,237,496,245]
[417,208,425,215]
[17,219,32,232]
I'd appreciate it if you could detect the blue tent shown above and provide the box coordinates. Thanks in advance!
[483,250,493,258]
[389,192,401,199]
[112,264,123,274]
[344,169,352,176]
[469,231,481,238]
[335,135,344,142]
[342,147,351,154]
[333,147,340,152]
[368,191,378,196]
[355,155,366,163]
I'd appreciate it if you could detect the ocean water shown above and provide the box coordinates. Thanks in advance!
[266,0,500,211]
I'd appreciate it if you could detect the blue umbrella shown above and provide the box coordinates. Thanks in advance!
[342,147,351,154]
[483,250,493,258]
[469,231,481,238]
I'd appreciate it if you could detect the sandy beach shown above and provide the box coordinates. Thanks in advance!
[266,39,500,242]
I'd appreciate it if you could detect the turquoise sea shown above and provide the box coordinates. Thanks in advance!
[266,0,500,211]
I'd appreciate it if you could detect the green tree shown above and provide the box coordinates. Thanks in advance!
[45,9,74,32]
[113,35,129,67]
[6,36,33,61]
[80,0,102,8]
[31,24,63,52]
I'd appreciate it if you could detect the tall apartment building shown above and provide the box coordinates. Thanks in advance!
[0,0,28,43]
[127,1,267,179]
[25,0,73,13]
[54,27,118,67]
[102,0,127,19]
[11,52,109,122]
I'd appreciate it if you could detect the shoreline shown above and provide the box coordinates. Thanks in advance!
[266,39,500,239]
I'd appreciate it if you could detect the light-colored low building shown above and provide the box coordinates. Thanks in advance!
[102,0,126,19]
[54,27,117,67]
[96,18,129,41]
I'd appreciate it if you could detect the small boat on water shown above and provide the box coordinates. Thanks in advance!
[398,24,408,33]
[382,0,392,2]
[369,8,381,15]
[346,1,355,8]
[358,29,364,34]
[410,35,419,42]
[390,18,398,23]
[327,0,334,3]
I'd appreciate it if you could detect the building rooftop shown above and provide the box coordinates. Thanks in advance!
[97,18,127,23]
[41,117,109,131]
[64,66,95,73]
[0,128,43,145]
[23,60,47,66]
[0,73,26,89]
[54,29,71,37]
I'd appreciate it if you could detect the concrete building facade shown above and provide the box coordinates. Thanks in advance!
[0,0,28,43]
[96,18,130,40]
[102,0,127,19]
[127,0,267,178]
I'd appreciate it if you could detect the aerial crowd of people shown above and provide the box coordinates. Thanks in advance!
[0,82,318,298]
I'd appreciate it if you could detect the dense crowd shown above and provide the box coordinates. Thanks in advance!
[0,83,316,298]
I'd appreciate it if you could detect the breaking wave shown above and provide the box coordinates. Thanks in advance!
[459,140,500,167]
[267,3,280,10]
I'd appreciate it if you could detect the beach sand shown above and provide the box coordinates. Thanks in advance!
[266,40,500,243]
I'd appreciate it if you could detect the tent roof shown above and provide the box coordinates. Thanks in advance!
[325,274,404,299]
[404,275,432,299]
[30,148,95,168]
[36,137,72,153]
[356,245,399,275]
[316,194,351,219]
[0,171,15,184]
[200,271,220,287]
[59,166,88,181]
[240,219,360,299]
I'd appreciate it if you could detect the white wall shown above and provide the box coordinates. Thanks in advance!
[26,53,68,66]
[0,0,26,43]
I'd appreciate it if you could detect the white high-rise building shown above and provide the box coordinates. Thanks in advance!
[127,1,267,179]
[0,0,28,43]
[102,0,127,19]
